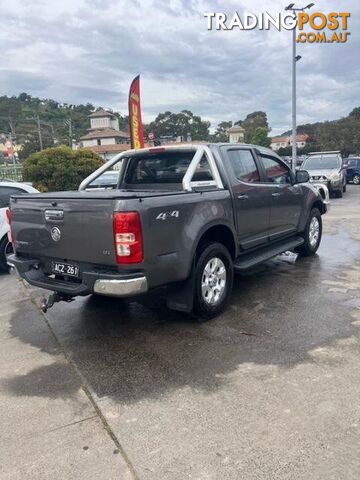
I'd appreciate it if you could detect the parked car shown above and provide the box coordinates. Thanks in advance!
[84,170,120,190]
[0,181,39,272]
[302,151,347,198]
[344,157,360,185]
[8,144,328,320]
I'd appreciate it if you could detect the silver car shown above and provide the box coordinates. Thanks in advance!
[302,151,346,198]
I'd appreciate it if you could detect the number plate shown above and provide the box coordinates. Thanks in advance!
[51,262,79,277]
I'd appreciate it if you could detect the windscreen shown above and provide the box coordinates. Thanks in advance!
[122,151,213,189]
[86,171,120,189]
[303,156,340,170]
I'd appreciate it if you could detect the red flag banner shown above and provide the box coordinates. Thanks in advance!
[128,75,145,149]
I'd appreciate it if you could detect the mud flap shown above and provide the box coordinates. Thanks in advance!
[166,261,196,313]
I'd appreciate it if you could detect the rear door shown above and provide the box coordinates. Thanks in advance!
[224,147,270,250]
[258,154,303,241]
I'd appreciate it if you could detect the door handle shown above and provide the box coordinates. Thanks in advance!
[272,192,281,197]
[237,194,249,200]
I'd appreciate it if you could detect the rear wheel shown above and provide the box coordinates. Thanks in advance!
[193,242,233,321]
[353,174,360,185]
[0,235,13,273]
[296,208,322,257]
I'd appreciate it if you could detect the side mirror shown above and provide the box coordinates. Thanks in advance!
[295,170,310,184]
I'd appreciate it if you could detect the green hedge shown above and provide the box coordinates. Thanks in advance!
[23,146,103,192]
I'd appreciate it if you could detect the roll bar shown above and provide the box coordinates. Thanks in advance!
[79,145,224,192]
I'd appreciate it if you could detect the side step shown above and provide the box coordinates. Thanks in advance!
[234,236,304,272]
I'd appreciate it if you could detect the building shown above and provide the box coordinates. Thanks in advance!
[271,134,308,151]
[227,125,245,143]
[270,136,290,151]
[290,134,308,149]
[80,108,130,160]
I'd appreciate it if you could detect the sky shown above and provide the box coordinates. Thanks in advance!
[0,0,358,135]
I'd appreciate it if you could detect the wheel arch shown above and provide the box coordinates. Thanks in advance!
[194,223,237,262]
[312,199,326,215]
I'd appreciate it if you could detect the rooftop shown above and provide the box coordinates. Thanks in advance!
[85,144,131,154]
[271,134,309,143]
[271,136,289,143]
[88,108,116,118]
[80,128,130,140]
[227,125,245,133]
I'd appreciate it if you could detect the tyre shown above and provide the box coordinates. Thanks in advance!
[0,235,13,273]
[335,189,343,198]
[193,242,233,320]
[353,174,360,185]
[296,208,322,257]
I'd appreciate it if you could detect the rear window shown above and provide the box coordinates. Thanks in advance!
[122,151,213,188]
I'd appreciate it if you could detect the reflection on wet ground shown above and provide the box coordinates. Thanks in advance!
[4,186,360,479]
[8,217,360,404]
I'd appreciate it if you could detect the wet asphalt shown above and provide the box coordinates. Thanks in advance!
[1,185,360,479]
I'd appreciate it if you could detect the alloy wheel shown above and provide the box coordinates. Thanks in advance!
[201,257,227,306]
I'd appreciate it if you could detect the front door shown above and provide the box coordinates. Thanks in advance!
[224,147,270,250]
[259,155,303,241]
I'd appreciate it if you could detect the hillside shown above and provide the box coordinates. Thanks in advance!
[280,107,360,156]
[0,93,128,159]
[1,93,359,160]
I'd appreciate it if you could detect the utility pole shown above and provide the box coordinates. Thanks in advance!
[291,22,297,173]
[64,117,73,148]
[285,2,314,172]
[69,117,72,148]
[37,115,43,150]
[10,132,16,169]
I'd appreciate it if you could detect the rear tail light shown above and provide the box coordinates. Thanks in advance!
[5,208,13,243]
[113,212,143,264]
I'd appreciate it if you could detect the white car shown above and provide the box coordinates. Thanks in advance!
[0,181,39,272]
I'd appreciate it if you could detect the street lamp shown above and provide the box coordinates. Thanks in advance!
[285,2,314,172]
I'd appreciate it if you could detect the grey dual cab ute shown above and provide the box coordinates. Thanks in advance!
[302,151,347,198]
[7,144,328,320]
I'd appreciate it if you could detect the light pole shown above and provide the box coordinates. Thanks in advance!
[285,2,314,172]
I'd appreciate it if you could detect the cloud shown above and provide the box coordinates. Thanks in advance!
[0,0,359,134]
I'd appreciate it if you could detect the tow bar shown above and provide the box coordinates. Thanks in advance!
[41,292,75,313]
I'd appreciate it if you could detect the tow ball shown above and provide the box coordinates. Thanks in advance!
[41,292,74,313]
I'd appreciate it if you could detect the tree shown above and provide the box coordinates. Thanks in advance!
[18,134,54,161]
[23,146,103,191]
[349,107,360,120]
[235,111,270,144]
[211,121,232,142]
[148,110,210,141]
[250,127,271,147]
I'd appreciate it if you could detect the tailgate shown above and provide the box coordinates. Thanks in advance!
[10,196,116,266]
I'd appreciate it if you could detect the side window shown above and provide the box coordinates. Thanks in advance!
[0,187,26,208]
[227,149,260,183]
[261,156,292,184]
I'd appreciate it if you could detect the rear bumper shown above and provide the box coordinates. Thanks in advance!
[7,254,148,298]
[93,277,147,297]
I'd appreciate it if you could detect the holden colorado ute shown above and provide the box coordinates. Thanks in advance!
[7,144,328,320]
